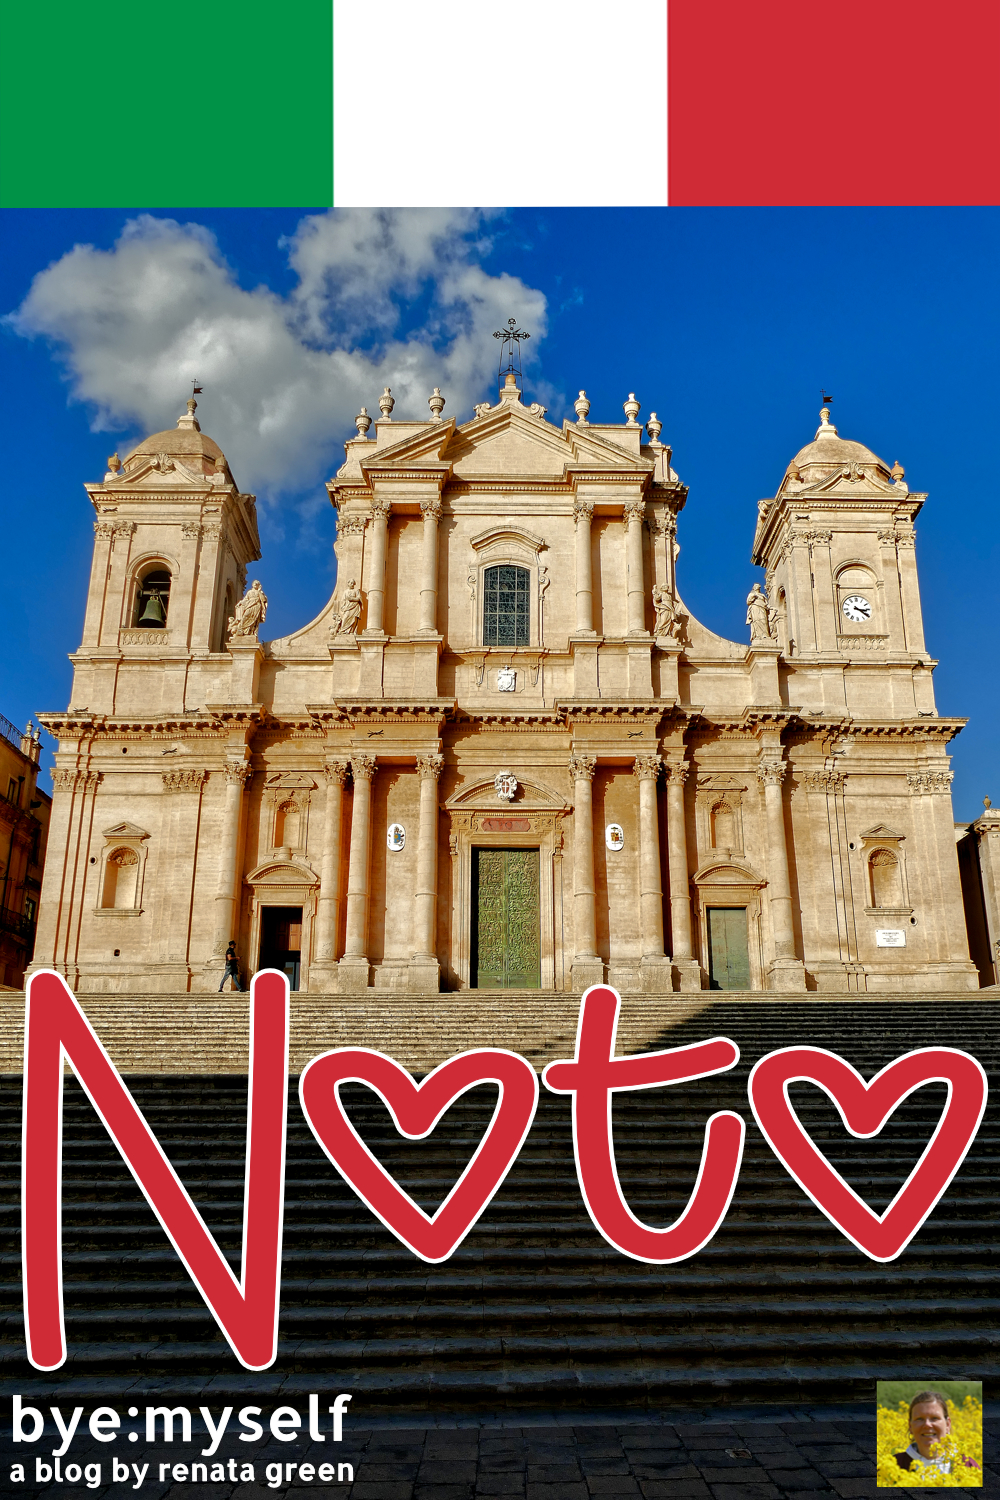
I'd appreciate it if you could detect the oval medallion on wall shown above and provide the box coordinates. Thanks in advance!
[387,823,406,851]
[606,823,625,851]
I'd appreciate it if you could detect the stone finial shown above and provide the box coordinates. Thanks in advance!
[214,454,227,473]
[355,407,372,437]
[574,391,591,424]
[787,462,801,483]
[106,452,121,474]
[177,398,201,431]
[379,387,395,420]
[815,406,838,437]
[986,796,993,810]
[428,388,446,420]
[646,413,662,443]
[891,460,905,483]
[623,393,641,426]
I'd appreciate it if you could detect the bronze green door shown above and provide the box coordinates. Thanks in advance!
[707,906,751,990]
[472,848,541,989]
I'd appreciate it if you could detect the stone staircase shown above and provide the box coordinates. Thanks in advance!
[1,998,998,1414]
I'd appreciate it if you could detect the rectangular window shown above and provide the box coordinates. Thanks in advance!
[6,779,17,806]
[483,564,530,647]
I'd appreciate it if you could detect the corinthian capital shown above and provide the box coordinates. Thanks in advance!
[419,496,442,519]
[323,759,350,786]
[664,761,689,786]
[417,752,445,781]
[633,754,662,782]
[351,752,377,781]
[623,499,646,529]
[369,499,391,521]
[569,753,597,782]
[223,761,252,787]
[573,497,595,524]
[756,759,786,787]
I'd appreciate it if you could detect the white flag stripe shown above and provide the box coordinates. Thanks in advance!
[333,1,668,208]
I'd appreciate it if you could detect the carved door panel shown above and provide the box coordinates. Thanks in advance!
[472,848,540,989]
[707,906,750,991]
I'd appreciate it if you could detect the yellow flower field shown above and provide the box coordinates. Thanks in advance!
[876,1396,983,1487]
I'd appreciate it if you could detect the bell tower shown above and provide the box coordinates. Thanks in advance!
[72,400,261,716]
[751,407,934,716]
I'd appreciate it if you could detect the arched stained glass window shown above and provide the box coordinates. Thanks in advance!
[483,565,530,646]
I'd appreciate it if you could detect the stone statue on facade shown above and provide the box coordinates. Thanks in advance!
[228,579,267,640]
[652,583,685,642]
[330,578,363,638]
[746,582,774,642]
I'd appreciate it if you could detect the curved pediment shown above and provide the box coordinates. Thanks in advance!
[693,858,765,887]
[445,776,568,812]
[246,858,318,886]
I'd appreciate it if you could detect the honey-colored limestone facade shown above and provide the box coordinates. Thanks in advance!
[30,381,979,995]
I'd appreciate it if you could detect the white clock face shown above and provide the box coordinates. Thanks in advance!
[842,594,872,624]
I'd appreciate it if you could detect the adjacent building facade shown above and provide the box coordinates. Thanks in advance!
[31,378,982,994]
[0,717,50,989]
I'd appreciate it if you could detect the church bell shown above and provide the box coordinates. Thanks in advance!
[138,589,166,626]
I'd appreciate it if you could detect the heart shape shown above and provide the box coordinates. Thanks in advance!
[748,1045,987,1261]
[299,1047,538,1262]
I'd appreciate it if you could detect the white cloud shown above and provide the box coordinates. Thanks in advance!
[7,209,548,499]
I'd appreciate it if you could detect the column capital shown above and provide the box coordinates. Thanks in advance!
[573,496,595,523]
[223,761,251,787]
[623,498,646,530]
[369,498,391,521]
[569,753,597,782]
[351,752,377,781]
[664,760,689,786]
[417,752,445,781]
[757,758,787,787]
[419,496,442,519]
[633,754,662,783]
[162,769,206,793]
[323,759,350,786]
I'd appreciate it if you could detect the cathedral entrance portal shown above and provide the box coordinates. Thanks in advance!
[706,907,751,990]
[471,848,541,989]
[259,905,303,991]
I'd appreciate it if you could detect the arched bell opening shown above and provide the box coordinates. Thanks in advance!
[134,566,172,629]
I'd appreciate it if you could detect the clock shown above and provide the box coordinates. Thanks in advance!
[841,594,872,624]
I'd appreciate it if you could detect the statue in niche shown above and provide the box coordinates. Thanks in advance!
[746,581,775,642]
[652,583,685,642]
[331,578,363,637]
[228,579,267,640]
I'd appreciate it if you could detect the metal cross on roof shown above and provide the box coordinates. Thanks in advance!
[493,317,530,388]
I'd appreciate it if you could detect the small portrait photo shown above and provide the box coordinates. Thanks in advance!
[876,1381,983,1486]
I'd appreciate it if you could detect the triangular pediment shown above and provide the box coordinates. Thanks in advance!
[102,821,150,841]
[359,403,653,483]
[264,772,317,789]
[860,823,904,842]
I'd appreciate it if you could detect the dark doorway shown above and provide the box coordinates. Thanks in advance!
[471,847,540,989]
[707,907,751,990]
[259,905,303,991]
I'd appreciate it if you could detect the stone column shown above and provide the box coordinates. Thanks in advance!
[213,759,251,958]
[570,753,603,991]
[573,498,595,633]
[805,530,838,652]
[665,761,701,990]
[895,529,927,653]
[411,752,444,990]
[877,529,907,648]
[417,497,441,634]
[340,752,377,990]
[634,755,669,988]
[82,522,115,648]
[314,760,349,967]
[624,499,647,635]
[758,757,806,990]
[100,521,136,646]
[363,500,390,635]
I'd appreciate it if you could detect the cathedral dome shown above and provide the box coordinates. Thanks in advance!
[122,399,226,477]
[786,407,889,481]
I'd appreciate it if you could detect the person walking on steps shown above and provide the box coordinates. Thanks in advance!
[219,940,243,992]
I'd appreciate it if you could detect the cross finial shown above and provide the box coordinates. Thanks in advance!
[492,317,530,390]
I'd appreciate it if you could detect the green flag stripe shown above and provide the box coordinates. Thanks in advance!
[0,0,333,208]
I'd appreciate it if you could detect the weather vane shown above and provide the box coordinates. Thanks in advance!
[493,317,530,388]
[191,378,203,398]
[821,388,833,407]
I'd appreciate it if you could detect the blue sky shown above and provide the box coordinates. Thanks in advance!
[2,206,997,819]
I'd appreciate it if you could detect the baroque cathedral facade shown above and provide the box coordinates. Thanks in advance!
[30,374,986,995]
